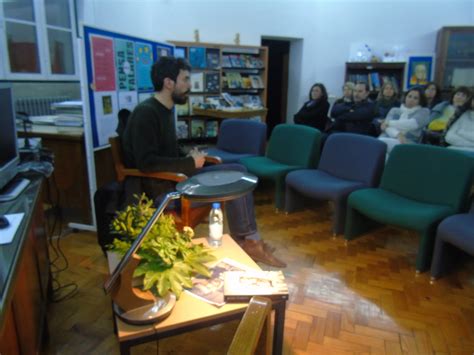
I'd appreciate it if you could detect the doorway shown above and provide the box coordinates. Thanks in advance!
[261,39,290,137]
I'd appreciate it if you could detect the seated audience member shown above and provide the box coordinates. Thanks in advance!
[378,86,430,154]
[371,81,401,136]
[374,81,401,119]
[333,81,355,105]
[293,83,329,131]
[329,82,375,135]
[444,97,474,153]
[424,81,442,110]
[423,86,471,144]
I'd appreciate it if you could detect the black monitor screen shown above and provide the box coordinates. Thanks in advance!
[0,86,17,169]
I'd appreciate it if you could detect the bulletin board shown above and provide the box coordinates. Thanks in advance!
[82,25,174,148]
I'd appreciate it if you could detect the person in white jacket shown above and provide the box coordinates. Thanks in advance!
[378,86,430,153]
[445,97,474,152]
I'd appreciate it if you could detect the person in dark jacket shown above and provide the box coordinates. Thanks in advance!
[371,81,401,136]
[122,56,286,268]
[293,83,329,131]
[328,82,376,135]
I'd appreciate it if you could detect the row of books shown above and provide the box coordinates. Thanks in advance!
[221,54,264,69]
[176,93,263,116]
[347,73,400,92]
[188,47,220,69]
[185,258,288,307]
[222,73,264,90]
[176,119,218,139]
[190,72,220,93]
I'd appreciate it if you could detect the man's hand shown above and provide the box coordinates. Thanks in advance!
[398,133,407,144]
[189,147,207,168]
[380,120,388,131]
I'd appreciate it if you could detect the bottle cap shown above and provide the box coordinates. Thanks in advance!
[212,202,221,209]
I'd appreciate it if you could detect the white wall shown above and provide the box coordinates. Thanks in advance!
[82,0,474,121]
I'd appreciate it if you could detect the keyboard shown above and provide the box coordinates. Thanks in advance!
[0,178,30,202]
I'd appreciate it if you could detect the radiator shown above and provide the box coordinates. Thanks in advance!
[15,96,70,116]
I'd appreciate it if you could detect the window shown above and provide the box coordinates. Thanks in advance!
[0,0,78,80]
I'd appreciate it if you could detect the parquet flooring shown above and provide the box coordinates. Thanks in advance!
[44,188,474,354]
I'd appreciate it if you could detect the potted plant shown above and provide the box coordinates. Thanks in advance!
[109,194,216,298]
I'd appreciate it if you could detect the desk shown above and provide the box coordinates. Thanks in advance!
[111,234,285,355]
[0,177,50,354]
[19,125,116,224]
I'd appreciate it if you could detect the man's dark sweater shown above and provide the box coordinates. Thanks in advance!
[121,97,195,199]
[330,100,376,135]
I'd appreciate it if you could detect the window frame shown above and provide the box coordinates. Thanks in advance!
[0,0,79,81]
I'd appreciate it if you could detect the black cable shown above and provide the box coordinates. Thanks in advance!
[45,169,78,302]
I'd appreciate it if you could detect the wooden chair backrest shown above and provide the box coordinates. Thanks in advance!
[228,296,272,355]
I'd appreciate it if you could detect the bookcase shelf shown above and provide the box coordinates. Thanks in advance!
[434,26,474,96]
[170,40,268,142]
[345,62,406,97]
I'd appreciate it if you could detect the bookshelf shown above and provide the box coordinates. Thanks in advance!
[434,26,474,97]
[345,62,406,98]
[169,41,268,142]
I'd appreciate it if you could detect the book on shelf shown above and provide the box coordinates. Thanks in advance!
[190,72,204,92]
[189,47,206,68]
[191,119,206,138]
[185,258,254,307]
[189,95,204,114]
[205,72,220,92]
[249,75,264,89]
[221,92,236,106]
[241,76,252,89]
[370,72,381,90]
[221,55,232,68]
[206,120,219,137]
[226,72,243,89]
[174,46,186,59]
[230,54,243,68]
[176,120,188,139]
[206,48,220,69]
[176,99,189,116]
[223,270,289,302]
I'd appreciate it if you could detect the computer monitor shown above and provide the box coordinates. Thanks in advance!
[0,83,20,191]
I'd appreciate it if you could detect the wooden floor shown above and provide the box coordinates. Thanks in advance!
[44,189,474,354]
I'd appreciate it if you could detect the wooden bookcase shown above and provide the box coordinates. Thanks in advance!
[345,62,406,98]
[434,26,474,96]
[169,41,268,143]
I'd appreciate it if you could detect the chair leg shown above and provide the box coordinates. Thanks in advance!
[274,178,286,210]
[284,185,305,213]
[415,225,438,272]
[344,206,379,241]
[333,198,347,236]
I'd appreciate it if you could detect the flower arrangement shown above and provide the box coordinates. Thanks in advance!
[109,194,216,298]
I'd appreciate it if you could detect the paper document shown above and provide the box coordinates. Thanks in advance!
[0,213,24,245]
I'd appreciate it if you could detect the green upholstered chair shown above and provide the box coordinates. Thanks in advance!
[345,144,474,272]
[239,124,321,210]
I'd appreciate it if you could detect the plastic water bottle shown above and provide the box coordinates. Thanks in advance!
[209,202,223,247]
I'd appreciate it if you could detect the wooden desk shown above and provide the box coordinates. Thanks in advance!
[0,177,50,354]
[19,125,116,225]
[193,107,268,121]
[111,235,285,355]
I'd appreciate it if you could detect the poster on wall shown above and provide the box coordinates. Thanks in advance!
[83,25,173,148]
[118,91,138,112]
[115,39,136,91]
[135,42,154,91]
[91,36,116,91]
[406,55,434,89]
[93,91,119,146]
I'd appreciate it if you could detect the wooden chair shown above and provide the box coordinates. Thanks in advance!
[228,296,273,355]
[109,136,220,229]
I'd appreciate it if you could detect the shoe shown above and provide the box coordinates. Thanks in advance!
[237,240,276,253]
[241,240,287,268]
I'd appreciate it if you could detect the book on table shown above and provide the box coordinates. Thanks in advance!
[223,270,289,302]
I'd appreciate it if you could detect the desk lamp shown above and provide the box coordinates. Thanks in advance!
[103,170,258,325]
